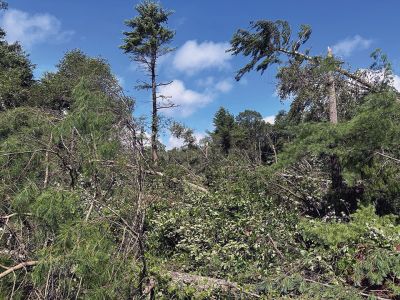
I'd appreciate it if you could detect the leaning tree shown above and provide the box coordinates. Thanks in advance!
[228,20,397,124]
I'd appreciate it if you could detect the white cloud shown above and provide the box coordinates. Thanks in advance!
[116,75,125,87]
[160,77,233,117]
[159,80,213,117]
[166,135,185,150]
[0,8,73,48]
[263,115,275,124]
[332,35,372,57]
[393,75,400,92]
[166,131,206,150]
[197,77,233,93]
[173,40,231,75]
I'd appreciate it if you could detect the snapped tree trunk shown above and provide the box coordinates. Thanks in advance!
[327,47,338,124]
[151,62,158,165]
[326,49,346,213]
[266,132,278,164]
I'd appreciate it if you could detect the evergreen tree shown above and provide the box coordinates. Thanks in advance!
[121,0,175,165]
[0,43,34,110]
[228,20,396,124]
[31,50,125,111]
[0,2,34,111]
[212,107,235,154]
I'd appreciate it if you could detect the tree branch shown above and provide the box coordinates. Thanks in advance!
[276,47,399,95]
[1,213,32,220]
[156,80,173,87]
[0,261,38,279]
[375,151,400,163]
[166,271,260,298]
[303,278,391,300]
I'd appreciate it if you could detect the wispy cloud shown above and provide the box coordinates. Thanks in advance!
[332,35,372,57]
[196,76,233,93]
[263,115,276,125]
[0,8,73,48]
[215,78,233,93]
[173,40,232,75]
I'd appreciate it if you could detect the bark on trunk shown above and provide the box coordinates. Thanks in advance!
[43,133,52,188]
[330,154,343,190]
[151,63,158,165]
[267,132,278,164]
[327,47,338,124]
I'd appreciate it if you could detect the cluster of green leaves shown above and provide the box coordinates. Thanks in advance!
[277,91,400,215]
[0,48,140,298]
[30,49,128,111]
[298,206,400,298]
[0,35,34,110]
[32,221,137,299]
[147,166,298,283]
[208,107,284,165]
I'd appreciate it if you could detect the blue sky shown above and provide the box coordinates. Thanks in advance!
[2,1,400,148]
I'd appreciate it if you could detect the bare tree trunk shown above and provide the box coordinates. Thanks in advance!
[151,62,158,165]
[326,49,345,213]
[327,47,338,124]
[266,133,278,164]
[271,142,278,164]
[43,133,52,188]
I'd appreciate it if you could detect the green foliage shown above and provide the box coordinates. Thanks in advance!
[1,7,400,300]
[299,206,400,297]
[353,250,400,288]
[121,0,175,61]
[170,121,197,149]
[0,38,34,110]
[261,273,362,300]
[31,189,82,231]
[0,50,138,299]
[31,49,126,111]
[212,107,236,154]
[147,168,298,283]
[229,20,313,81]
[32,222,135,299]
[300,206,399,250]
[277,91,400,215]
[11,183,39,214]
[0,108,52,207]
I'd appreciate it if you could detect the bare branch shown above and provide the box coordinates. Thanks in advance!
[375,151,400,163]
[156,80,173,87]
[1,213,32,219]
[0,261,38,279]
[157,103,178,110]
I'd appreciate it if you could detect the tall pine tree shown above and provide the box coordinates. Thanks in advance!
[121,0,175,165]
